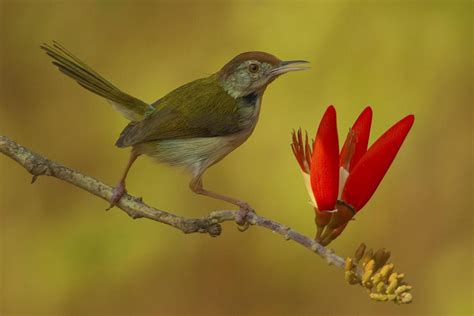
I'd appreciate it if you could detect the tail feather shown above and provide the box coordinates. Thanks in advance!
[41,41,152,121]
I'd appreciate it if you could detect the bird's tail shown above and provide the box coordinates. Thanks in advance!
[41,41,152,121]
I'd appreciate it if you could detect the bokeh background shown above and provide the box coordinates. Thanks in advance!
[0,1,472,315]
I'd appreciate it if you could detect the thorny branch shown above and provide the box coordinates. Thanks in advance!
[0,135,345,268]
[1,134,413,304]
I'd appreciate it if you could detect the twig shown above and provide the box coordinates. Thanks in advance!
[0,135,345,268]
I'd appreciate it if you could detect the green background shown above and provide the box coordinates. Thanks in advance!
[1,1,472,315]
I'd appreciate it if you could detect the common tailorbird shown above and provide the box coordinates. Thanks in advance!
[41,42,308,216]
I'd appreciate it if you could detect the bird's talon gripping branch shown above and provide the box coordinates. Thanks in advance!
[237,222,250,232]
[107,182,127,210]
[235,202,255,231]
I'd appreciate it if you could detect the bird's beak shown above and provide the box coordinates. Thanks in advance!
[269,60,310,76]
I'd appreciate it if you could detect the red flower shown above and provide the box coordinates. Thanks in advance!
[310,106,339,211]
[312,106,414,212]
[291,105,414,244]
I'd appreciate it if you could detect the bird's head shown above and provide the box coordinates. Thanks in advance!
[218,52,309,98]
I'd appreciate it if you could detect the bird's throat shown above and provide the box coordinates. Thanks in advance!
[242,92,259,106]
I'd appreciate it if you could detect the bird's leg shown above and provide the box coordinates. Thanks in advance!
[190,176,254,229]
[107,151,140,210]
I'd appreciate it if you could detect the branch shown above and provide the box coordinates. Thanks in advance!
[0,135,345,267]
[0,134,413,304]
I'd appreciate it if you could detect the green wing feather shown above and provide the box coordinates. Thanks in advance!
[116,74,242,147]
[41,41,152,121]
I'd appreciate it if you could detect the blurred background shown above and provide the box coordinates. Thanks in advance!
[0,1,472,315]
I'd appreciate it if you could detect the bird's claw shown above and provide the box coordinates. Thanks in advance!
[106,183,126,210]
[235,202,255,232]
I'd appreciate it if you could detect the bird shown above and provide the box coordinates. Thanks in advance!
[41,41,308,220]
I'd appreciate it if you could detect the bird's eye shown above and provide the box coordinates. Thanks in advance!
[248,63,260,73]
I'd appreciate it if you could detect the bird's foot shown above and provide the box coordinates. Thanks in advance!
[235,201,255,232]
[106,182,127,210]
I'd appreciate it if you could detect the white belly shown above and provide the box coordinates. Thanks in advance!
[135,130,252,176]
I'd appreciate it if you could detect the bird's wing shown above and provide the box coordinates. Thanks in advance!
[41,41,152,121]
[115,75,243,147]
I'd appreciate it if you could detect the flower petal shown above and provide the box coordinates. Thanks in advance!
[342,114,414,211]
[302,172,317,207]
[340,106,373,172]
[310,106,339,211]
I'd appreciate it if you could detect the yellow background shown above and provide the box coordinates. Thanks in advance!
[1,1,472,315]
